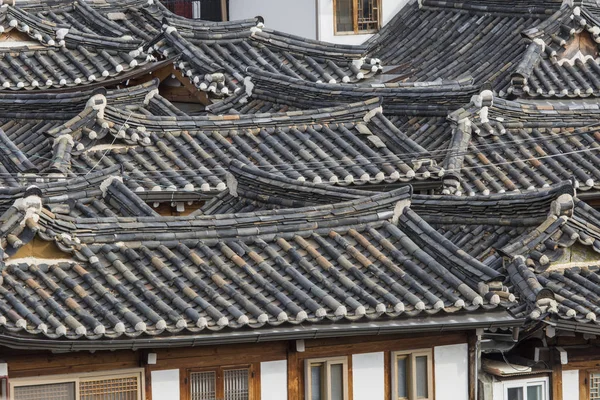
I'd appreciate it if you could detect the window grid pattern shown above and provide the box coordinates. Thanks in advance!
[190,371,217,400]
[591,373,600,400]
[79,376,139,400]
[357,0,379,31]
[14,382,75,400]
[224,369,249,400]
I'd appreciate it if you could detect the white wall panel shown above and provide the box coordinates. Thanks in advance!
[563,370,579,400]
[352,352,385,400]
[151,369,180,400]
[261,360,287,400]
[434,344,469,400]
[229,0,317,39]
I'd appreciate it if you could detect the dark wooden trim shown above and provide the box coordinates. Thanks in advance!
[220,0,228,21]
[468,332,477,400]
[579,369,588,400]
[287,344,300,400]
[551,350,563,400]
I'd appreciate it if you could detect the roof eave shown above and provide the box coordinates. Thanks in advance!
[0,311,523,352]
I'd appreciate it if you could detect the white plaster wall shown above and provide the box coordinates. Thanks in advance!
[434,344,469,400]
[151,369,180,400]
[563,370,579,400]
[352,352,385,400]
[317,0,410,44]
[261,360,288,400]
[229,0,409,43]
[229,0,317,39]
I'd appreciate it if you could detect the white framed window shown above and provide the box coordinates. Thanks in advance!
[10,368,144,400]
[503,377,549,400]
[305,357,349,400]
[391,349,433,400]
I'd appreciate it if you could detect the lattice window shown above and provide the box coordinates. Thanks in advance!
[224,369,249,400]
[11,370,142,400]
[334,0,381,34]
[80,376,139,400]
[14,382,75,400]
[189,366,253,400]
[190,371,217,400]
[591,373,600,400]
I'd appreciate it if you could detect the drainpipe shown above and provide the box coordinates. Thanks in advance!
[475,328,483,400]
[315,0,320,40]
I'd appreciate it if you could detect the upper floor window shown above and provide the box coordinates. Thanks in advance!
[391,349,433,400]
[305,357,349,400]
[11,369,143,400]
[335,0,381,35]
[187,364,257,400]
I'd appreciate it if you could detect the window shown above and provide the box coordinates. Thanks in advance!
[335,0,381,34]
[590,373,600,400]
[187,365,256,400]
[503,378,549,400]
[391,350,433,400]
[305,357,349,400]
[11,369,143,400]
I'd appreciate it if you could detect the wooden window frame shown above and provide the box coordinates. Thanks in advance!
[10,368,144,400]
[333,0,381,36]
[502,377,549,400]
[184,363,258,400]
[391,349,434,400]
[304,356,349,400]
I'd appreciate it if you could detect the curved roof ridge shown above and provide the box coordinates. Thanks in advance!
[68,186,412,243]
[412,181,575,226]
[103,97,385,130]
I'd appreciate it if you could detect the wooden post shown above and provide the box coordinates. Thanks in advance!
[552,349,563,400]
[220,0,228,22]
[468,332,477,400]
[288,342,300,400]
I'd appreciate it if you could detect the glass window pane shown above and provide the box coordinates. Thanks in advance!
[416,356,428,398]
[507,387,524,400]
[14,382,75,400]
[336,0,354,32]
[396,356,408,398]
[311,365,323,400]
[526,385,543,400]
[330,363,344,400]
[224,369,249,400]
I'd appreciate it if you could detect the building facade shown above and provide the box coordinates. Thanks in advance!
[229,0,408,44]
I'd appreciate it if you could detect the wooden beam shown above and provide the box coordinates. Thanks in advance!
[552,349,563,400]
[468,332,477,400]
[287,343,300,400]
[221,0,228,21]
[580,369,588,400]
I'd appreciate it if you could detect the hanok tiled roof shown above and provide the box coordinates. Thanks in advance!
[510,3,600,98]
[210,67,478,116]
[502,196,600,324]
[0,80,181,187]
[2,0,381,98]
[363,0,562,92]
[0,183,512,341]
[406,181,600,326]
[440,91,600,195]
[196,160,376,215]
[40,94,444,193]
[0,0,163,91]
